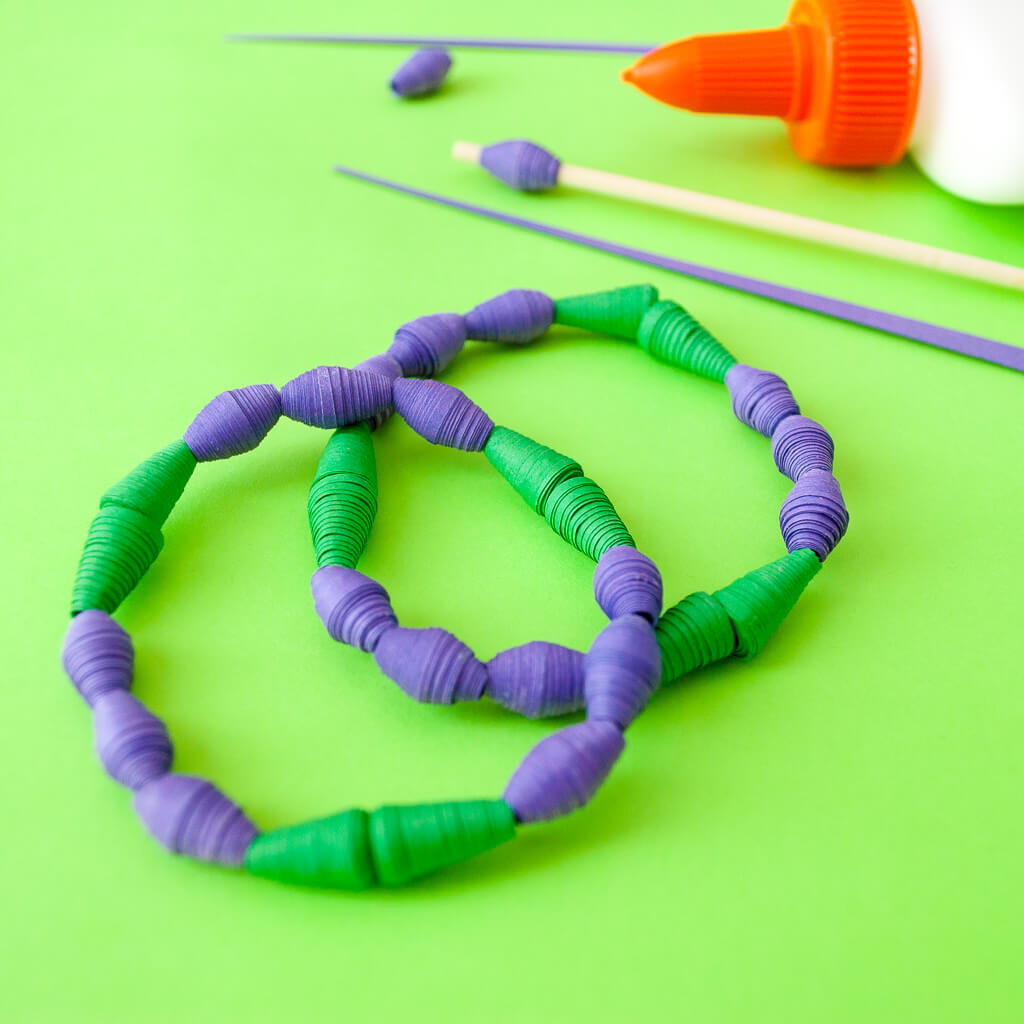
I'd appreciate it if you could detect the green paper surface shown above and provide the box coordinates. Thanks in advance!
[3,0,1024,1021]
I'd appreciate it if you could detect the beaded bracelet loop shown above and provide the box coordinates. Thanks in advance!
[62,283,848,889]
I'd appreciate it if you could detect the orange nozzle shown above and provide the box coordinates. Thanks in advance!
[621,0,921,167]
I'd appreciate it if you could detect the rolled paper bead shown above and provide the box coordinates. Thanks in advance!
[369,800,516,887]
[464,289,554,344]
[183,383,281,461]
[779,470,850,561]
[133,773,257,866]
[771,414,834,480]
[392,378,494,451]
[280,366,394,429]
[92,689,173,790]
[544,474,635,562]
[100,440,196,526]
[61,609,133,706]
[503,720,625,823]
[484,426,582,515]
[70,504,164,615]
[725,363,800,437]
[636,300,737,382]
[307,424,378,569]
[593,545,663,622]
[584,614,661,730]
[311,565,397,652]
[373,626,488,703]
[353,353,403,430]
[553,283,659,340]
[244,809,376,890]
[655,591,734,684]
[387,312,466,377]
[714,547,821,659]
[389,47,452,98]
[485,641,585,718]
[479,139,561,193]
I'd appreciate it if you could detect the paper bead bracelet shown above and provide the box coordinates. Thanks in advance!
[62,283,849,890]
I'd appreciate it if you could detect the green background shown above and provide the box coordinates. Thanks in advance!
[3,0,1023,1020]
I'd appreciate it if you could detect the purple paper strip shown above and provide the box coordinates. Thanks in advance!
[229,34,655,54]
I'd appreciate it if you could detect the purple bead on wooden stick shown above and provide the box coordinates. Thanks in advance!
[373,626,488,703]
[281,366,394,429]
[584,614,661,730]
[486,641,584,718]
[479,140,561,192]
[725,364,800,437]
[779,469,849,560]
[311,565,397,652]
[593,545,662,622]
[387,313,466,377]
[92,690,173,790]
[464,289,554,343]
[771,414,834,480]
[62,610,134,707]
[390,47,452,98]
[392,378,494,450]
[183,384,282,461]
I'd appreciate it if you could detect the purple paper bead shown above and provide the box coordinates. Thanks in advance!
[133,773,257,866]
[353,353,403,429]
[464,289,555,344]
[311,565,397,652]
[388,313,467,377]
[92,689,173,790]
[593,545,663,622]
[479,140,561,193]
[392,378,494,451]
[725,363,800,437]
[184,384,282,461]
[779,469,849,561]
[486,641,585,718]
[62,610,133,707]
[771,414,834,480]
[390,47,452,97]
[503,720,625,823]
[584,614,661,730]
[280,366,394,429]
[373,626,488,703]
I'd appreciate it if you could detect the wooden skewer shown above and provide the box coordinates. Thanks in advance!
[452,141,1024,291]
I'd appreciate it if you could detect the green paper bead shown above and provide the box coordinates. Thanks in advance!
[714,547,821,660]
[544,475,634,562]
[553,284,659,340]
[484,426,582,514]
[636,300,737,382]
[100,440,196,526]
[308,424,378,569]
[369,800,516,887]
[656,590,736,684]
[71,504,164,615]
[244,809,376,890]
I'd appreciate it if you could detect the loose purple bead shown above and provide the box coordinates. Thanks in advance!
[485,641,584,718]
[464,289,554,344]
[479,140,561,193]
[62,610,133,707]
[593,545,663,622]
[387,313,467,377]
[133,773,257,866]
[503,720,625,823]
[779,469,849,561]
[92,689,173,790]
[392,378,494,451]
[311,565,397,652]
[584,614,661,730]
[373,626,488,703]
[725,364,800,437]
[390,47,452,98]
[281,366,394,429]
[771,414,834,480]
[183,384,282,461]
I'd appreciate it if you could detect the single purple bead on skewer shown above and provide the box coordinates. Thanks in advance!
[373,626,488,703]
[593,545,662,622]
[479,140,561,193]
[311,565,397,652]
[503,720,625,823]
[771,414,834,480]
[387,313,467,377]
[584,614,661,730]
[392,378,494,450]
[390,47,452,98]
[464,289,554,343]
[183,384,282,461]
[779,469,849,560]
[62,610,134,707]
[133,774,257,866]
[486,641,585,718]
[281,366,394,428]
[725,364,800,437]
[92,690,173,790]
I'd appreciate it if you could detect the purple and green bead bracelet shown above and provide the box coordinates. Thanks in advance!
[62,283,849,890]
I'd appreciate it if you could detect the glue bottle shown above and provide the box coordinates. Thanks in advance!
[621,0,1024,204]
